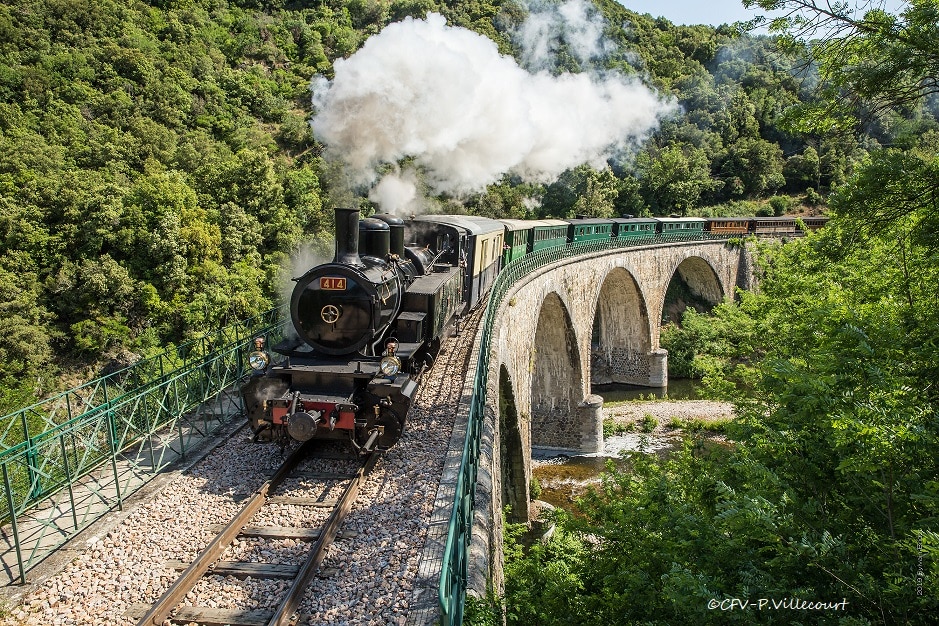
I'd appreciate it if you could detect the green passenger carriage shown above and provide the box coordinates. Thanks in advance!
[611,217,657,240]
[654,217,706,240]
[530,219,569,252]
[566,218,614,244]
[497,219,534,266]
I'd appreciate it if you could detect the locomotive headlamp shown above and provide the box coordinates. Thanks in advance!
[248,351,270,371]
[379,355,401,377]
[378,338,400,376]
[248,337,269,371]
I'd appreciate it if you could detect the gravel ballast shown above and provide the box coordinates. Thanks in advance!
[1,309,481,626]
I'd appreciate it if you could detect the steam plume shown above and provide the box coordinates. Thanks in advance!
[514,0,614,72]
[311,10,674,212]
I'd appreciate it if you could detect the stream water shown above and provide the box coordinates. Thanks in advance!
[532,432,683,510]
[532,380,716,511]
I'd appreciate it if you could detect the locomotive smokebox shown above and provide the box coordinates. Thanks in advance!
[334,208,363,266]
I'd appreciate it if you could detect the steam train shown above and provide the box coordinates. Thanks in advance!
[241,209,826,451]
[241,208,505,451]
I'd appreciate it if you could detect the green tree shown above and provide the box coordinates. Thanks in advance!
[0,263,55,378]
[749,0,939,123]
[717,136,785,197]
[572,167,620,218]
[782,145,820,191]
[638,144,721,214]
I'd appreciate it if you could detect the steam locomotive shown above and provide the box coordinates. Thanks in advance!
[241,208,504,451]
[242,208,827,451]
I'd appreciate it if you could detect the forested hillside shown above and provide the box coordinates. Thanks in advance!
[0,0,344,409]
[1,0,935,413]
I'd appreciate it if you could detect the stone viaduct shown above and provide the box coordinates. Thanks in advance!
[465,239,754,596]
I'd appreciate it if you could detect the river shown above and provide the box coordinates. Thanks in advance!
[532,381,734,511]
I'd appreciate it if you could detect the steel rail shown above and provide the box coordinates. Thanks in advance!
[136,439,315,626]
[269,450,380,626]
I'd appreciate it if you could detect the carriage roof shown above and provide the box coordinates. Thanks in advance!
[410,214,504,235]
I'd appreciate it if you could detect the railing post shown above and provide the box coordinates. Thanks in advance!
[106,408,123,511]
[59,434,78,530]
[18,410,38,502]
[177,384,188,462]
[25,438,41,501]
[3,462,26,584]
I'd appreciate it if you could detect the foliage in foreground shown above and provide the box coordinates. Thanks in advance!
[504,7,939,603]
[503,143,939,620]
[506,434,938,625]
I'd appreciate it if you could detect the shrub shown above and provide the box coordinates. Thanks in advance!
[769,195,789,216]
[530,477,543,501]
[603,418,633,437]
[803,187,823,205]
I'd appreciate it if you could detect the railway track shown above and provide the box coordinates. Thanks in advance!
[133,442,379,626]
[2,304,485,626]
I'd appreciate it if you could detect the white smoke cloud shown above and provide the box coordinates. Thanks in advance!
[514,0,614,72]
[278,239,333,338]
[310,10,674,212]
[367,168,421,215]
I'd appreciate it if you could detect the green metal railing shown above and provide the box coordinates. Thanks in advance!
[437,232,726,624]
[0,307,288,583]
[0,230,729,593]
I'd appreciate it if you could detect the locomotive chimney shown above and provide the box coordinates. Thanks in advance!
[333,207,363,266]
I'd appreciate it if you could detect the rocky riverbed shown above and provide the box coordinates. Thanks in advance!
[533,399,736,509]
[604,399,735,429]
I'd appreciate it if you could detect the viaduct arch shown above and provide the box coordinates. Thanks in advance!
[477,240,752,567]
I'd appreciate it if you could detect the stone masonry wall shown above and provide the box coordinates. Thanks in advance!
[591,347,651,385]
